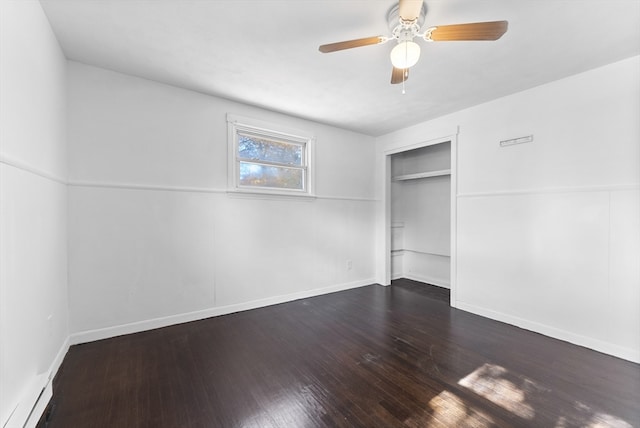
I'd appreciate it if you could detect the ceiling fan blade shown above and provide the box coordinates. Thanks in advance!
[398,0,424,22]
[426,21,508,41]
[319,36,386,53]
[391,67,409,84]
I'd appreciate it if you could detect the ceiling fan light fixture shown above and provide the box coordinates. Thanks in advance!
[390,41,420,69]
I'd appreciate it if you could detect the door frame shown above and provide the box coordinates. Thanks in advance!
[378,129,458,307]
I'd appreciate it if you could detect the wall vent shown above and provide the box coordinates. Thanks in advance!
[500,135,533,147]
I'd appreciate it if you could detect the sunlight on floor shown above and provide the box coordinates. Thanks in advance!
[554,401,633,428]
[458,363,535,419]
[456,363,633,428]
[424,390,494,428]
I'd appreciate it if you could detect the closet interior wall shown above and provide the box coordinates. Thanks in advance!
[390,142,451,288]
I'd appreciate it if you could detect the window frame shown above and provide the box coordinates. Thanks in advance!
[227,114,315,198]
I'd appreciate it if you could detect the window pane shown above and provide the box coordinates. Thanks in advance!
[238,134,303,166]
[239,162,304,190]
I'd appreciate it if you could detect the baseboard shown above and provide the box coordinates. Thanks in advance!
[70,278,375,346]
[455,301,640,364]
[402,273,450,289]
[48,336,70,386]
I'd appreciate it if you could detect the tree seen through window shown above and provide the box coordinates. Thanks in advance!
[237,133,305,190]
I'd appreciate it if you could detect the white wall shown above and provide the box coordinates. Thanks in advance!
[376,56,640,362]
[0,1,69,426]
[67,62,377,340]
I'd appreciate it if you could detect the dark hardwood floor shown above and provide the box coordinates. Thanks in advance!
[46,279,640,427]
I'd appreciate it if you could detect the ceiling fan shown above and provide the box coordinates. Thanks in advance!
[318,0,508,86]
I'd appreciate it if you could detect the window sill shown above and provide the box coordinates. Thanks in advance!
[226,189,317,202]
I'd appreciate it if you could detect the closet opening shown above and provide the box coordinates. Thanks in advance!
[382,135,457,306]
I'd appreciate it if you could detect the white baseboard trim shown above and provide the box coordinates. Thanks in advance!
[48,335,70,385]
[455,301,640,364]
[70,279,375,346]
[402,273,451,289]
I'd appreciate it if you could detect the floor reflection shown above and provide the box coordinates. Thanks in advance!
[458,363,536,419]
[457,363,633,428]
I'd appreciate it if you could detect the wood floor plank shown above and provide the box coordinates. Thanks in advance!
[45,279,640,427]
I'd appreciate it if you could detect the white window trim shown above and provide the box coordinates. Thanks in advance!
[227,114,315,198]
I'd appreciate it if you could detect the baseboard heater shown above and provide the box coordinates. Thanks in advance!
[3,374,52,428]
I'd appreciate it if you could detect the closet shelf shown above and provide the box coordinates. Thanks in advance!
[392,169,451,181]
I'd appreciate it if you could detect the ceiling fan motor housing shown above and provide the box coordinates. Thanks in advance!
[387,3,427,43]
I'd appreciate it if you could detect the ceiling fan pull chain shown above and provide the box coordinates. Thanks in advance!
[403,44,407,94]
[402,73,406,94]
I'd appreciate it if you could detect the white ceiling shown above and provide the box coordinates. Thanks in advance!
[40,0,640,136]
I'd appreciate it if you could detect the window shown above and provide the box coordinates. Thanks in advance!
[227,114,314,196]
